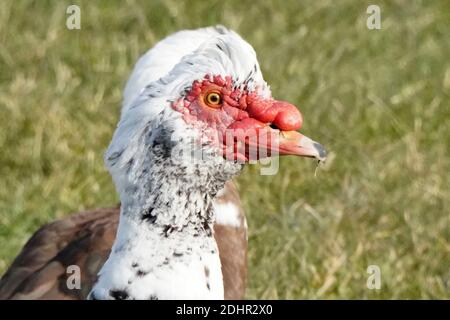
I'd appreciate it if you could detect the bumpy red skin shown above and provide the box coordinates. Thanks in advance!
[172,75,303,161]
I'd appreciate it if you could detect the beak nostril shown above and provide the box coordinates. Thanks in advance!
[269,123,279,130]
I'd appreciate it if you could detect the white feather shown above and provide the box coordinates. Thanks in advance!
[122,25,270,114]
[214,202,242,228]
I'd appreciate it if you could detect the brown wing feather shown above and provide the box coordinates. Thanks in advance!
[0,208,119,300]
[0,182,247,300]
[215,181,247,300]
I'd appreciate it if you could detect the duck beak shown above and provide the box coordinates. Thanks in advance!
[277,130,327,161]
[222,119,327,162]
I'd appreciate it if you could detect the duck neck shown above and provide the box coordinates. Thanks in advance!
[90,140,241,300]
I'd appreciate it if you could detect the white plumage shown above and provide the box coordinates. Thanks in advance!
[122,25,270,114]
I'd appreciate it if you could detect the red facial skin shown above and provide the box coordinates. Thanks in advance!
[172,75,304,162]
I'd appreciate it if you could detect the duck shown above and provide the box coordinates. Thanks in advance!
[0,26,326,300]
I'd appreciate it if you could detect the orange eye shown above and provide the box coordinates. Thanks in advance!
[205,91,222,107]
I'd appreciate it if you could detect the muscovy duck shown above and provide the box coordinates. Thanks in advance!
[0,26,326,300]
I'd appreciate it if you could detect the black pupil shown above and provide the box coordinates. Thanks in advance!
[210,94,219,103]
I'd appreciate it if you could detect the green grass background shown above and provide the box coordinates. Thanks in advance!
[0,0,449,299]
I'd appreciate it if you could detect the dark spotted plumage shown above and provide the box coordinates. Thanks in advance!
[136,270,148,277]
[110,289,129,300]
[141,208,156,223]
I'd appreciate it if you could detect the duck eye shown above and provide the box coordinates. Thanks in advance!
[205,92,222,107]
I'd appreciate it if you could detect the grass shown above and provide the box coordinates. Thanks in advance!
[0,0,449,299]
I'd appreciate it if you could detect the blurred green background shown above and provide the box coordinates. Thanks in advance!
[0,0,449,299]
